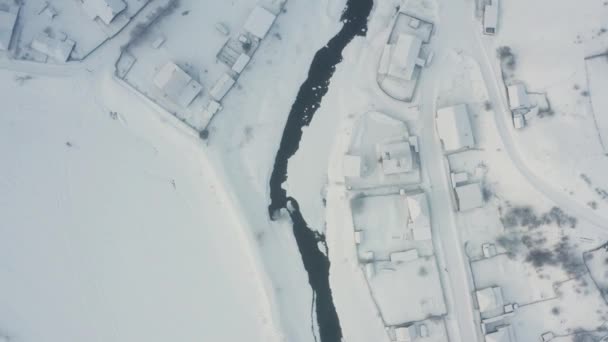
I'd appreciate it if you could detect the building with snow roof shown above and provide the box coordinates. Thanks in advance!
[455,182,484,211]
[153,61,202,107]
[0,7,18,51]
[485,325,514,342]
[209,73,236,101]
[394,325,417,342]
[31,32,75,63]
[483,0,499,35]
[244,6,276,39]
[81,0,127,25]
[507,83,531,111]
[436,104,475,153]
[386,33,424,81]
[406,192,431,241]
[378,140,414,175]
[476,286,504,319]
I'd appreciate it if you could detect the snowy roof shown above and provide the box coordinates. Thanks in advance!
[483,0,499,34]
[343,154,362,178]
[209,73,236,101]
[455,182,483,211]
[485,325,513,342]
[476,286,504,315]
[406,193,431,241]
[387,33,423,80]
[81,0,127,25]
[31,33,75,62]
[436,104,475,153]
[153,62,202,107]
[378,140,413,175]
[507,83,531,110]
[232,53,251,74]
[0,8,18,51]
[244,6,276,39]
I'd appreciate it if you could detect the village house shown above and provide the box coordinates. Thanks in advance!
[436,104,475,153]
[382,33,425,81]
[483,0,499,35]
[153,61,202,107]
[80,0,127,25]
[243,6,276,40]
[378,139,414,175]
[31,32,75,63]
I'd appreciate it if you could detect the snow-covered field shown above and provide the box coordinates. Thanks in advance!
[0,70,281,342]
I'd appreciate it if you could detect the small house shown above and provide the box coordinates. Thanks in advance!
[153,61,202,107]
[485,325,514,342]
[507,83,531,111]
[31,32,75,62]
[386,33,424,81]
[209,73,236,101]
[455,182,484,211]
[436,104,475,153]
[476,286,504,318]
[406,193,431,241]
[244,6,276,39]
[81,0,127,25]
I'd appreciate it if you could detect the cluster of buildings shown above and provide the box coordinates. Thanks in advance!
[435,103,486,211]
[341,113,448,342]
[377,12,435,102]
[1,0,148,62]
[125,3,279,131]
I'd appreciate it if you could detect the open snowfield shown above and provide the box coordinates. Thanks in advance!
[0,69,280,342]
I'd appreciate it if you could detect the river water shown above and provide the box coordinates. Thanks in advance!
[267,1,373,341]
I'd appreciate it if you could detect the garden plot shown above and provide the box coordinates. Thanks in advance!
[484,0,608,217]
[7,0,149,61]
[368,257,446,326]
[508,274,608,342]
[351,194,434,260]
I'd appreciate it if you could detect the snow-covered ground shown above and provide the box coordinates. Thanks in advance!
[0,69,282,342]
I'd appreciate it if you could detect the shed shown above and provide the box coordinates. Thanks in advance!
[81,0,127,25]
[406,193,431,241]
[455,182,484,211]
[394,325,417,342]
[209,73,236,101]
[507,83,531,111]
[436,104,475,153]
[244,6,276,39]
[0,7,18,51]
[153,61,202,107]
[378,140,413,175]
[31,32,75,62]
[387,33,423,81]
[483,0,499,35]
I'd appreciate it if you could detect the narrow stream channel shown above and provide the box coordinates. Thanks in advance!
[267,1,373,341]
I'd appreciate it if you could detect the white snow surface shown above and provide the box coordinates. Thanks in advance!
[0,70,280,342]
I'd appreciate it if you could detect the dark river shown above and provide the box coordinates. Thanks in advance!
[267,0,373,341]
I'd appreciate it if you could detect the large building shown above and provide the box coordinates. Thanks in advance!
[0,6,18,51]
[244,6,276,39]
[153,62,202,107]
[386,33,424,81]
[436,104,475,153]
[81,0,127,25]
